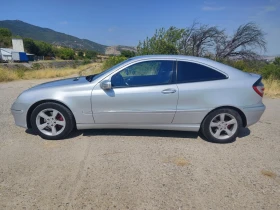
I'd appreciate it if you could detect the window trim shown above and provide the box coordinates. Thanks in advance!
[110,60,176,89]
[175,60,228,84]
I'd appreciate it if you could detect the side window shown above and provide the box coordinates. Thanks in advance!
[111,60,174,87]
[177,61,227,83]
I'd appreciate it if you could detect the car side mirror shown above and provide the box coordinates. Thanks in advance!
[100,80,112,90]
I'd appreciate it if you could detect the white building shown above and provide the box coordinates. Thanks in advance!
[0,48,13,61]
[0,39,28,62]
[12,39,24,52]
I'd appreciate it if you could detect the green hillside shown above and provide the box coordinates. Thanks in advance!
[0,20,107,53]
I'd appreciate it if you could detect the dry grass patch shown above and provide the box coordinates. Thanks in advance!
[263,79,280,98]
[79,63,103,76]
[0,68,18,82]
[23,68,80,79]
[0,63,98,82]
[163,156,189,167]
[261,170,277,179]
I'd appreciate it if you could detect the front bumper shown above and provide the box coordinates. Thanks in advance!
[11,102,28,129]
[242,103,266,127]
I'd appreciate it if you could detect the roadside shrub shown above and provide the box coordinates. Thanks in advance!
[15,69,25,79]
[102,56,127,70]
[121,50,136,58]
[53,47,75,60]
[273,57,280,66]
[260,64,280,80]
[83,59,91,65]
[32,63,42,70]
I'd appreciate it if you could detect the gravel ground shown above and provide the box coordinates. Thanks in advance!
[0,79,279,210]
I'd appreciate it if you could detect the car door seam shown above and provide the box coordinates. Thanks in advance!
[171,60,179,124]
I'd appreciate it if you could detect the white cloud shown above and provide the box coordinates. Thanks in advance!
[202,6,225,11]
[59,21,68,25]
[264,5,277,11]
[203,1,216,4]
[108,27,117,32]
[255,5,278,16]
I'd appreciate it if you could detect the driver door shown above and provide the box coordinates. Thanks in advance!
[91,60,178,124]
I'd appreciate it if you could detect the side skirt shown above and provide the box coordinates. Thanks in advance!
[76,123,200,132]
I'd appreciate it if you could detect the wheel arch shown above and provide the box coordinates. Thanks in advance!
[201,106,247,128]
[26,99,76,129]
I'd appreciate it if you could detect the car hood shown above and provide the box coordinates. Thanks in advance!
[28,76,88,90]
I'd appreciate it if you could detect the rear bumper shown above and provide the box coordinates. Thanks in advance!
[242,104,266,127]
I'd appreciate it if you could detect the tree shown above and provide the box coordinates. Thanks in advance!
[85,50,97,59]
[0,28,12,37]
[215,22,266,60]
[23,38,39,54]
[121,50,136,58]
[53,47,75,60]
[102,56,127,70]
[33,41,54,56]
[177,23,197,55]
[133,22,267,61]
[137,24,222,57]
[77,51,84,57]
[0,28,12,48]
[163,26,185,49]
[189,24,224,57]
[137,27,184,55]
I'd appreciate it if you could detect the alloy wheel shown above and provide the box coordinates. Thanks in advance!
[36,108,66,136]
[209,113,238,140]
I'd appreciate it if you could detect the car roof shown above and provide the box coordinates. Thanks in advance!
[130,55,249,79]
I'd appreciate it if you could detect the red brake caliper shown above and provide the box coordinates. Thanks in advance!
[56,114,64,121]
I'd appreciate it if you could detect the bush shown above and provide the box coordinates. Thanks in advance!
[85,50,97,60]
[273,57,280,66]
[260,64,280,80]
[32,63,42,70]
[121,50,136,58]
[102,56,127,70]
[226,59,280,80]
[83,59,91,65]
[0,28,12,48]
[53,47,75,60]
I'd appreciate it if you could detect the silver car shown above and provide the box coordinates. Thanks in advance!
[11,55,265,143]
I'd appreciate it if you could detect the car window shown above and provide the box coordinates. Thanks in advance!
[111,60,174,88]
[91,58,132,81]
[177,61,227,83]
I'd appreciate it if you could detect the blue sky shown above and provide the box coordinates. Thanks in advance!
[0,0,279,55]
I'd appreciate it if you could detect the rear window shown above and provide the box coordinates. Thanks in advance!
[177,61,227,83]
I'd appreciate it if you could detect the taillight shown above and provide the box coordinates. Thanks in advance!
[253,78,264,97]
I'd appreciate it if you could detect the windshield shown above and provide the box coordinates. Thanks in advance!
[91,58,132,81]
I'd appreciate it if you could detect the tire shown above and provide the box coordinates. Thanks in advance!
[201,108,242,143]
[30,102,75,140]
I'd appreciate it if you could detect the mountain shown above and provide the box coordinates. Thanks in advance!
[0,20,127,54]
[105,45,136,55]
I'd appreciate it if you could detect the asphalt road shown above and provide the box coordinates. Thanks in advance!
[0,78,279,210]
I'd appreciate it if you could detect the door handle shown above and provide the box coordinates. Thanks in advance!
[161,89,176,94]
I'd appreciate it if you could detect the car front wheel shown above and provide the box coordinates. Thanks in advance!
[201,108,242,143]
[30,102,75,140]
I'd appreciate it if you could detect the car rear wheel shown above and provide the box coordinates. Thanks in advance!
[30,102,74,140]
[201,108,242,143]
